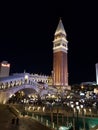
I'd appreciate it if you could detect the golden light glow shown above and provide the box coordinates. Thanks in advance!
[81,85,84,89]
[25,75,28,80]
[1,63,10,67]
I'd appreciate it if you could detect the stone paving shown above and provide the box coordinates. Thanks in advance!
[0,104,53,130]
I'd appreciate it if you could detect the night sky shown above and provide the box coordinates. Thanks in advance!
[0,1,98,85]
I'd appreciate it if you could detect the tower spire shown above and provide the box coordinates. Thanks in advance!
[55,18,66,36]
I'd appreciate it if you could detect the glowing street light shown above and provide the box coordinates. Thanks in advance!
[24,75,29,83]
[83,108,86,115]
[89,108,92,117]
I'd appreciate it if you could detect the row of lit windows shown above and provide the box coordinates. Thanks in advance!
[0,78,50,90]
[32,78,49,83]
[54,43,66,47]
[55,34,66,39]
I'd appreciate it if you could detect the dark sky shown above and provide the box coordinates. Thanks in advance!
[0,1,98,85]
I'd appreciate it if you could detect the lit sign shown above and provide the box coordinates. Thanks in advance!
[1,63,10,67]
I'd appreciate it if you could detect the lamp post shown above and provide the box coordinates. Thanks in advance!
[50,106,53,125]
[80,105,86,130]
[61,104,64,125]
[83,108,86,130]
[57,107,59,130]
[51,105,55,129]
[83,108,86,116]
[24,75,28,84]
[71,104,75,130]
[80,105,83,116]
[76,106,80,130]
[89,108,92,117]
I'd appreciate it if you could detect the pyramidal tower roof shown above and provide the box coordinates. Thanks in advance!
[55,19,66,36]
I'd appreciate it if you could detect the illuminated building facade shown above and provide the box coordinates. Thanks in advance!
[0,61,10,78]
[53,19,68,87]
[96,63,98,84]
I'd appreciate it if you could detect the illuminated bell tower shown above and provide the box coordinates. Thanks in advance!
[53,19,68,87]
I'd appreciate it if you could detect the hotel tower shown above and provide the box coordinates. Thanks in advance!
[53,19,68,88]
[96,63,98,85]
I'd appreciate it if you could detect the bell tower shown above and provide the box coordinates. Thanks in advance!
[53,19,68,87]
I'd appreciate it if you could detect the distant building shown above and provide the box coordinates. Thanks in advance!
[0,61,10,78]
[96,63,98,84]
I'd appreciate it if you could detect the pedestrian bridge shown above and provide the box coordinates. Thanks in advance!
[0,73,52,104]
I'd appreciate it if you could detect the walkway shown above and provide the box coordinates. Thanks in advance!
[0,104,53,130]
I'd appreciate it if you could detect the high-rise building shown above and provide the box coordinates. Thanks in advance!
[96,63,98,84]
[0,61,10,78]
[53,19,68,87]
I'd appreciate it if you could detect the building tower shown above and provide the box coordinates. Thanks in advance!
[96,63,98,85]
[53,19,68,88]
[0,61,10,78]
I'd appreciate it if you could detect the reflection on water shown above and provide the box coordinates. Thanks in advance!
[78,117,98,130]
[32,113,98,130]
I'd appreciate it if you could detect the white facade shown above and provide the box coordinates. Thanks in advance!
[96,63,98,84]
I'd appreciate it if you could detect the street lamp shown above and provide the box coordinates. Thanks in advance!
[76,106,79,130]
[50,106,54,128]
[24,75,28,83]
[57,107,59,130]
[89,108,92,117]
[80,105,84,116]
[83,108,86,116]
[71,105,75,130]
[83,108,86,130]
